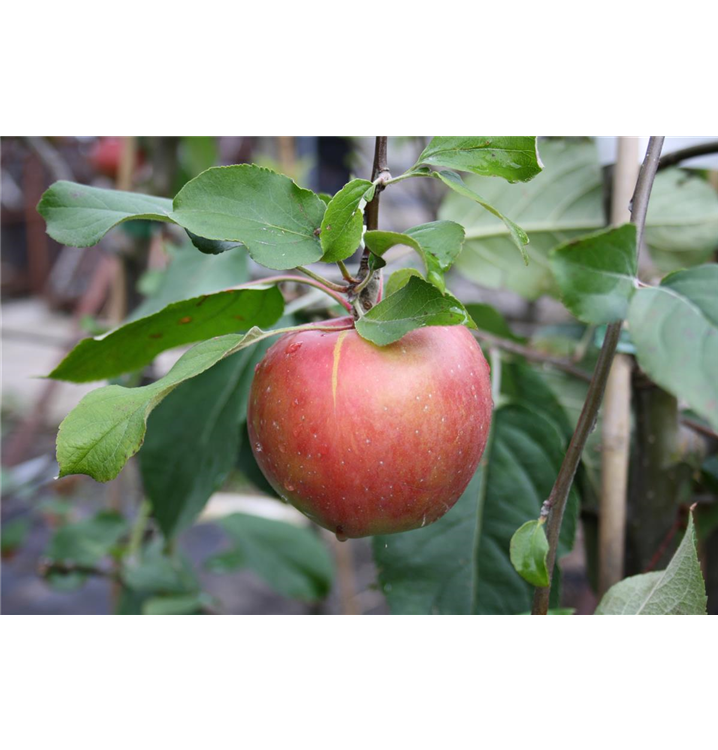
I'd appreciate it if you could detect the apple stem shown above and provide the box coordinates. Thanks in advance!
[247,274,352,312]
[531,137,665,615]
[295,265,348,293]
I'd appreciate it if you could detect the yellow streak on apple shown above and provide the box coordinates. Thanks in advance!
[331,330,349,410]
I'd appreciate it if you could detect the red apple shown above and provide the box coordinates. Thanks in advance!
[89,137,144,178]
[247,317,492,538]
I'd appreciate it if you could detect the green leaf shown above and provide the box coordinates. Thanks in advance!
[384,269,423,298]
[433,169,529,262]
[206,513,334,602]
[645,168,718,272]
[355,276,475,346]
[595,510,707,614]
[37,181,175,247]
[510,519,550,587]
[186,230,244,256]
[364,221,465,292]
[464,303,524,343]
[629,265,718,432]
[442,140,718,299]
[140,340,271,537]
[550,224,638,324]
[373,406,578,614]
[319,179,373,262]
[46,511,129,568]
[416,137,543,183]
[172,164,326,270]
[49,285,284,383]
[129,240,249,320]
[56,326,302,482]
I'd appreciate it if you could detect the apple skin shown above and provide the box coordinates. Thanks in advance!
[247,317,492,539]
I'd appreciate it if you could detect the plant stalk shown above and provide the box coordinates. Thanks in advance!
[531,136,665,615]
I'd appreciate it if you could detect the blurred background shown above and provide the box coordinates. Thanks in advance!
[2,136,718,614]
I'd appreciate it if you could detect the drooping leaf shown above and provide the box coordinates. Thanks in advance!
[595,510,707,614]
[550,224,638,324]
[49,285,284,383]
[373,406,579,614]
[319,179,373,262]
[172,164,326,270]
[364,221,465,292]
[56,326,312,482]
[206,513,334,602]
[37,181,175,247]
[140,340,271,537]
[510,519,550,587]
[440,138,604,300]
[355,276,475,346]
[433,169,529,261]
[383,269,423,298]
[629,264,718,432]
[416,137,543,183]
[46,511,128,577]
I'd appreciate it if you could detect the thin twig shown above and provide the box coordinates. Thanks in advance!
[244,275,352,312]
[531,136,665,615]
[472,330,592,381]
[295,265,348,293]
[657,140,718,170]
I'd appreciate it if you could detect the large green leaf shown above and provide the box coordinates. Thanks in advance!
[49,285,284,383]
[319,179,373,262]
[441,138,604,300]
[549,224,638,324]
[55,326,314,482]
[37,181,175,247]
[629,264,718,432]
[442,140,718,299]
[645,168,718,272]
[172,164,326,270]
[139,342,268,538]
[355,276,475,346]
[373,406,578,614]
[416,137,543,183]
[595,510,706,614]
[364,221,465,292]
[206,513,334,602]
